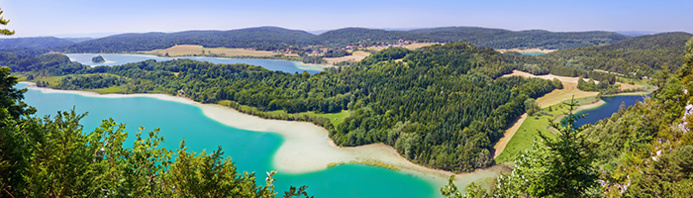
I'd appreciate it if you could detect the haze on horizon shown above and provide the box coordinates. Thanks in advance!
[1,0,692,38]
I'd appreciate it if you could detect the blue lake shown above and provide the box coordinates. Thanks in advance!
[17,83,441,198]
[574,95,648,127]
[64,53,330,74]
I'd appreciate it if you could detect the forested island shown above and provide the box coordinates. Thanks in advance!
[91,55,105,63]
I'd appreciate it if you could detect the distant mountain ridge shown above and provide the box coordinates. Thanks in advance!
[46,26,631,53]
[0,37,75,49]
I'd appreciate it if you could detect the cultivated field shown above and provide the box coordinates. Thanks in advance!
[496,48,558,54]
[140,44,297,57]
[494,70,651,162]
[326,42,437,64]
[324,51,371,64]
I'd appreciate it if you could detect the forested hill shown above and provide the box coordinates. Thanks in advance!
[8,43,558,173]
[49,26,629,53]
[313,27,417,47]
[408,27,629,49]
[546,32,693,78]
[0,36,75,49]
[57,26,316,53]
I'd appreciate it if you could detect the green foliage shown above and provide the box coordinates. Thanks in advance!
[552,78,563,89]
[546,32,692,77]
[58,74,127,90]
[440,175,464,198]
[460,98,600,197]
[51,26,630,54]
[628,145,693,197]
[576,36,693,197]
[91,55,105,63]
[167,140,276,197]
[524,98,540,116]
[0,9,14,36]
[410,27,628,49]
[5,43,558,173]
[58,27,316,52]
[0,67,36,119]
[283,185,314,198]
[537,98,599,197]
[0,67,305,197]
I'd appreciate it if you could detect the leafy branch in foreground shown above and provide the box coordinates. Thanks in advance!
[0,9,14,36]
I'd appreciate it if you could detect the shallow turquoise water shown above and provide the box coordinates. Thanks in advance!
[521,52,545,56]
[64,53,328,74]
[19,83,438,198]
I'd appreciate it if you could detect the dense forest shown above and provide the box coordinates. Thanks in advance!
[546,32,693,77]
[443,35,693,198]
[6,43,558,173]
[57,27,317,53]
[43,26,630,53]
[408,27,629,49]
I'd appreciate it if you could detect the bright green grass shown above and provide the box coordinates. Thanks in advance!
[314,110,350,127]
[495,96,600,163]
[88,86,127,94]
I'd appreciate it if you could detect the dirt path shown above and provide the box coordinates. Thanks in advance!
[493,70,649,159]
[493,113,528,158]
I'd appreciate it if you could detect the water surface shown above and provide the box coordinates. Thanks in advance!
[18,83,439,198]
[64,53,329,74]
[574,95,647,127]
[521,52,546,56]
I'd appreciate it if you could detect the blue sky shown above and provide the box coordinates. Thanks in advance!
[1,0,691,37]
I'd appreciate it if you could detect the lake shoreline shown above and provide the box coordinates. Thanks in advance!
[61,53,333,73]
[20,82,504,188]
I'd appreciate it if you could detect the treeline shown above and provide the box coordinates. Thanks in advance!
[0,36,75,49]
[57,27,316,53]
[43,26,631,54]
[503,51,619,83]
[0,67,303,197]
[58,74,127,90]
[8,43,557,173]
[409,27,628,49]
[546,32,692,77]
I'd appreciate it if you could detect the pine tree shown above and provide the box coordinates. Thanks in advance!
[537,97,599,197]
[0,9,14,35]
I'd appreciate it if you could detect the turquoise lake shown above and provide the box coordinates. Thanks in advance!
[18,83,439,198]
[63,53,330,74]
[521,52,546,56]
[574,95,648,127]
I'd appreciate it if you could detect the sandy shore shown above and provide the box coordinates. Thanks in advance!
[22,82,503,187]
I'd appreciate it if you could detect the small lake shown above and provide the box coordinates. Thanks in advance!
[63,53,331,74]
[521,52,546,56]
[18,82,449,198]
[574,95,648,127]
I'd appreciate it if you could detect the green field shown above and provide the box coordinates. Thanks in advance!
[495,96,600,163]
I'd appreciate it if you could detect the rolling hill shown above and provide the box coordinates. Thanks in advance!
[0,37,75,49]
[546,32,693,77]
[48,26,631,53]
